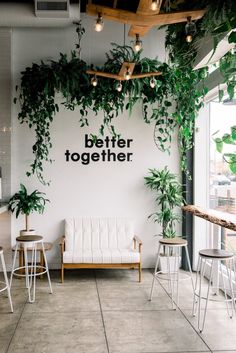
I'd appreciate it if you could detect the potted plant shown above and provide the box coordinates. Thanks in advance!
[8,184,49,236]
[144,166,184,273]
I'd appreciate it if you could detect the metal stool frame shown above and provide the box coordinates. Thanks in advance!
[193,251,236,333]
[149,240,194,310]
[10,236,53,303]
[0,247,13,312]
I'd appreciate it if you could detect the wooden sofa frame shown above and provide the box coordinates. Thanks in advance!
[60,235,142,283]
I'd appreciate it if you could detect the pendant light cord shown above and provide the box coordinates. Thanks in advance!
[165,0,170,12]
[123,23,126,46]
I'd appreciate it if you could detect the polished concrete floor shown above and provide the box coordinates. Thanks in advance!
[0,269,236,353]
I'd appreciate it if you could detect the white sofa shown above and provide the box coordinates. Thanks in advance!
[60,218,142,282]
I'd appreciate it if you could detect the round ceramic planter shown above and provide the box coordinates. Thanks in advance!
[20,229,36,236]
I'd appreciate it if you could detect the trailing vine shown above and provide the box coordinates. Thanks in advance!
[15,37,206,184]
[165,0,236,175]
[16,51,89,184]
[15,0,236,183]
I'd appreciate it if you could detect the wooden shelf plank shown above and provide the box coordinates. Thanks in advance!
[86,69,162,80]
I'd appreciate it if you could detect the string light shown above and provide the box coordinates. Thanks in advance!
[94,13,104,32]
[150,0,159,11]
[231,45,236,55]
[150,77,156,88]
[116,81,122,92]
[91,75,98,86]
[185,16,196,43]
[134,34,142,52]
[124,67,131,80]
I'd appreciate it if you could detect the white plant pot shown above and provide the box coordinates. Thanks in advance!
[20,229,36,236]
[159,254,181,274]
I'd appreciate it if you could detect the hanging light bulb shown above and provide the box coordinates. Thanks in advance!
[150,0,159,11]
[150,77,156,88]
[116,81,122,92]
[91,75,98,87]
[134,34,142,52]
[124,66,131,80]
[94,13,104,32]
[185,16,196,43]
[231,45,236,55]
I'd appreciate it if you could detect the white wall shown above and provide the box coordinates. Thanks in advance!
[11,15,180,268]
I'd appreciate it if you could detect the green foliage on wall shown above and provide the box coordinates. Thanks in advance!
[165,0,236,174]
[15,0,236,184]
[15,39,206,184]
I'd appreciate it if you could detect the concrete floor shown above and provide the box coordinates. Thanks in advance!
[0,269,236,353]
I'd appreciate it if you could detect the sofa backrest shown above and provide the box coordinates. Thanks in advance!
[64,218,134,251]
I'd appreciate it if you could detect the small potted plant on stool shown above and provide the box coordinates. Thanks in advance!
[8,184,49,236]
[144,166,184,273]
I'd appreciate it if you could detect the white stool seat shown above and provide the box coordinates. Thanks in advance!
[10,235,53,303]
[16,235,43,243]
[0,246,13,312]
[149,237,194,310]
[193,248,236,333]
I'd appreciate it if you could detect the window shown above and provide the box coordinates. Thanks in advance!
[209,99,236,258]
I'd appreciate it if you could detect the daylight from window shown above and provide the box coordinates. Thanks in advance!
[210,100,236,255]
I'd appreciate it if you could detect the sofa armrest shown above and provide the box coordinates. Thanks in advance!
[60,236,65,254]
[133,235,142,252]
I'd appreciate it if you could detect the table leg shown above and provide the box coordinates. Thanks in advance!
[19,249,24,276]
[40,250,44,279]
[212,224,221,295]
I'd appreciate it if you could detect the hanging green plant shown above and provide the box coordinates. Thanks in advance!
[15,3,236,185]
[219,51,236,101]
[164,0,236,177]
[16,51,89,185]
[15,36,207,184]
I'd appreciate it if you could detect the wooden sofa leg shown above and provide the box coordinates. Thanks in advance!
[139,263,142,283]
[61,264,64,283]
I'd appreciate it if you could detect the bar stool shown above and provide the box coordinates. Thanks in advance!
[149,237,194,309]
[10,235,53,303]
[193,248,235,333]
[0,246,13,312]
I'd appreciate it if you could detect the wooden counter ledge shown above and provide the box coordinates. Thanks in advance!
[182,205,236,232]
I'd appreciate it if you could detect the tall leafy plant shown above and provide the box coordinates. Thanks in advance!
[144,167,184,238]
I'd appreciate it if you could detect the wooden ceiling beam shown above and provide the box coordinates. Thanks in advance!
[136,0,162,16]
[128,0,164,37]
[128,25,151,38]
[86,4,205,27]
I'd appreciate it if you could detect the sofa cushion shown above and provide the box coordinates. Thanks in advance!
[65,218,134,251]
[63,249,140,264]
